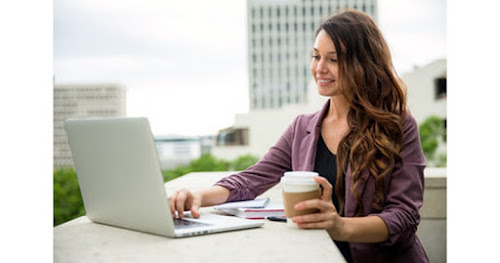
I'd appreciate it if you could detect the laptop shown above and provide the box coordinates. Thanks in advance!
[64,117,264,238]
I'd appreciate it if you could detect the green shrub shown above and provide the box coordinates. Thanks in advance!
[53,168,85,226]
[162,165,192,182]
[189,154,230,172]
[419,115,446,165]
[231,154,259,171]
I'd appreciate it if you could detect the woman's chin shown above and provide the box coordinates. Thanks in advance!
[317,87,339,97]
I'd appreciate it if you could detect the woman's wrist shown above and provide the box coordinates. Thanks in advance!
[197,185,230,207]
[327,215,349,241]
[328,216,389,243]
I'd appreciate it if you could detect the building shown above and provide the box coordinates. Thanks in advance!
[212,78,325,159]
[247,0,377,110]
[213,0,378,159]
[53,83,126,168]
[402,58,447,165]
[213,58,447,161]
[402,58,447,124]
[155,135,215,170]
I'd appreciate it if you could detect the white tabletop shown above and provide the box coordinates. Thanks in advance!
[54,171,346,263]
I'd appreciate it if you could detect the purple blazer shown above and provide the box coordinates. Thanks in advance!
[216,100,429,263]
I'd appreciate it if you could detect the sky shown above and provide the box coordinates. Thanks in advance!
[53,0,446,137]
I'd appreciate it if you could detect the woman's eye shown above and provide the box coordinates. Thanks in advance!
[311,55,320,60]
[330,58,337,62]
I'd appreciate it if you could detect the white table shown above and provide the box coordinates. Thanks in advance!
[54,171,346,263]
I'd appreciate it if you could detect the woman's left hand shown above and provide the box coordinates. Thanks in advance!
[292,176,343,238]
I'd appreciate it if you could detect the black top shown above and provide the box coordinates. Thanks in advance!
[314,134,353,263]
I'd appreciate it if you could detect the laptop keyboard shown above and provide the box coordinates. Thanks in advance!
[173,218,211,229]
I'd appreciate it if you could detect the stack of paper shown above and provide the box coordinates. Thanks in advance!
[213,198,285,219]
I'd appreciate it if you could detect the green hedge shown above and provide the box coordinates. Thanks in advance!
[418,115,447,167]
[53,154,259,226]
[53,168,85,226]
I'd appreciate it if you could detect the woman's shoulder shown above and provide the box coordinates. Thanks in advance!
[291,101,330,129]
[402,109,419,134]
[291,109,324,130]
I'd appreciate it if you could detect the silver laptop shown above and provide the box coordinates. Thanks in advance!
[64,117,264,237]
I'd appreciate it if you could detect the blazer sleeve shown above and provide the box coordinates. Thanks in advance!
[373,113,427,247]
[214,116,299,202]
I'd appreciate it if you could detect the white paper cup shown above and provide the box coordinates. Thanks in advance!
[281,171,321,228]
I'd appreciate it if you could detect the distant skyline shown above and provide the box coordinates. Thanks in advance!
[54,0,446,136]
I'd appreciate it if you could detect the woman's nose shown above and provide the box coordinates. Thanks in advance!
[316,59,328,73]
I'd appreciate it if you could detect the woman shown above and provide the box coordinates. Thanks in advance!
[169,9,428,263]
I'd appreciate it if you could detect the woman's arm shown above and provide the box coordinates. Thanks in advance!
[214,115,301,202]
[169,114,308,219]
[332,215,389,242]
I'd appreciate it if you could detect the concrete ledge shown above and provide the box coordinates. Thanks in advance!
[420,168,447,219]
[418,167,447,263]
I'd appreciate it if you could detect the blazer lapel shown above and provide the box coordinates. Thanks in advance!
[344,167,370,216]
[301,100,330,171]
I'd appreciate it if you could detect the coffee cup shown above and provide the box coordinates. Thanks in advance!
[281,171,321,228]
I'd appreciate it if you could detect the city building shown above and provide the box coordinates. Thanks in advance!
[402,58,447,124]
[53,83,126,168]
[402,58,447,164]
[213,0,378,159]
[212,78,323,160]
[155,135,215,170]
[247,0,377,110]
[212,58,447,161]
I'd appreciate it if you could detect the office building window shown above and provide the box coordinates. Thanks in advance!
[435,77,447,99]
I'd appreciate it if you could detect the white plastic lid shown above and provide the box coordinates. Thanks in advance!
[280,171,319,185]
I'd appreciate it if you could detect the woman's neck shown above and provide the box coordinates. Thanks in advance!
[328,95,350,121]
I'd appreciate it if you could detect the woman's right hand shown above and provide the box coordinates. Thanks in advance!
[168,188,202,219]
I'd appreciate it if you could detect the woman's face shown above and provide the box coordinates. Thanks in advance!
[310,29,340,97]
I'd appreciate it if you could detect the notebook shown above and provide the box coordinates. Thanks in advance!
[215,203,285,219]
[64,117,264,238]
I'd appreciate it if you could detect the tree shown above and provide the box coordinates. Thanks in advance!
[419,115,446,165]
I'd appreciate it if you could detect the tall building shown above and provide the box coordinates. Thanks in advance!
[53,83,127,168]
[247,0,378,110]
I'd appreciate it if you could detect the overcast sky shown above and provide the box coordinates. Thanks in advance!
[54,0,446,136]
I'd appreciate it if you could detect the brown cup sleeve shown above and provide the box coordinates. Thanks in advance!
[282,189,321,217]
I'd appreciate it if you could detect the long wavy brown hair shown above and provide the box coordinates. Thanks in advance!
[317,9,407,216]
